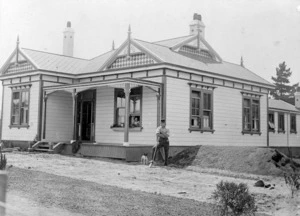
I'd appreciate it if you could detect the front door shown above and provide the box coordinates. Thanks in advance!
[76,90,96,142]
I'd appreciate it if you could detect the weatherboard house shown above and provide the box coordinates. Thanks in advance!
[0,14,299,160]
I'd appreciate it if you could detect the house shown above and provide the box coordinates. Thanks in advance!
[1,13,291,160]
[268,96,300,148]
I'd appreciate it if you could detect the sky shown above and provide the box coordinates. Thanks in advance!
[0,0,300,86]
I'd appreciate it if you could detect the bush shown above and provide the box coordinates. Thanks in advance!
[284,172,300,198]
[282,147,300,198]
[212,181,257,216]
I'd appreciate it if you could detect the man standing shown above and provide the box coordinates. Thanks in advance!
[149,119,170,167]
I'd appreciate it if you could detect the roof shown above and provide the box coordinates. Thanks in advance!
[269,99,300,112]
[21,48,89,74]
[1,35,273,87]
[135,39,273,86]
[153,35,194,47]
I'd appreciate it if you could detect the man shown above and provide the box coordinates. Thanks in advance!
[149,119,170,167]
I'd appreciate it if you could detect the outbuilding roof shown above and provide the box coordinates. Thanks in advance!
[269,99,300,113]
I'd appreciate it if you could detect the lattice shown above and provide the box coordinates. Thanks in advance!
[6,61,35,73]
[108,53,155,69]
[179,45,213,59]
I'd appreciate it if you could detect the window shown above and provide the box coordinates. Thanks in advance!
[290,114,297,133]
[242,97,260,134]
[114,87,142,128]
[278,113,285,133]
[190,89,213,132]
[11,89,30,127]
[268,112,275,132]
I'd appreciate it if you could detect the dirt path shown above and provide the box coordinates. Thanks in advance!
[7,167,215,216]
[5,152,300,215]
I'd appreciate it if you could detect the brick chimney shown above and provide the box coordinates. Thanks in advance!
[190,13,205,37]
[63,21,74,57]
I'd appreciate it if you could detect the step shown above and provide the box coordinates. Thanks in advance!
[38,144,50,148]
[34,148,54,152]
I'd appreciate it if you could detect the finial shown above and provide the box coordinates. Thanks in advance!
[240,56,244,67]
[128,25,131,38]
[112,40,115,50]
[197,28,200,49]
[127,25,131,56]
[17,35,20,47]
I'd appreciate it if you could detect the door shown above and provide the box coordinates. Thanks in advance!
[81,101,92,141]
[76,90,95,142]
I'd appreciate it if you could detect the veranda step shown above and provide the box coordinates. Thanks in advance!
[38,144,50,148]
[34,148,54,153]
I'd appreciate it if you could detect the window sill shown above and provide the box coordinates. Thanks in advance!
[290,131,297,134]
[241,131,261,135]
[189,128,215,134]
[278,130,285,134]
[111,127,143,132]
[268,130,275,133]
[9,125,30,129]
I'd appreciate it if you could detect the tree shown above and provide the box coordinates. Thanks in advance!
[270,61,299,105]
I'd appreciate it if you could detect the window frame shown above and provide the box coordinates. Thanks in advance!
[189,87,214,133]
[10,88,30,129]
[290,114,297,134]
[112,86,143,129]
[278,112,285,133]
[268,111,275,133]
[242,95,261,135]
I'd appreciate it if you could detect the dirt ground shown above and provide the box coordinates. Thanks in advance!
[4,152,300,216]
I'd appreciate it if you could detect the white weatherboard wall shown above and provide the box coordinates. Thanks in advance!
[269,112,300,147]
[2,81,40,141]
[95,86,158,144]
[166,77,268,146]
[45,91,73,142]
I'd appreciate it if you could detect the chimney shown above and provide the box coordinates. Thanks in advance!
[295,87,300,109]
[190,13,205,37]
[63,21,74,56]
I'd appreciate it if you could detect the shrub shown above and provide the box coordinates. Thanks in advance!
[284,172,300,198]
[212,181,257,216]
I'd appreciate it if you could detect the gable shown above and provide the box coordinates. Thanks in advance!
[171,34,222,62]
[1,49,36,75]
[103,39,160,71]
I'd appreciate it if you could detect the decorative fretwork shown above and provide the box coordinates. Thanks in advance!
[108,53,155,69]
[179,45,213,59]
[6,60,35,74]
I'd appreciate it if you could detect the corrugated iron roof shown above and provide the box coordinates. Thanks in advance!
[7,36,273,88]
[135,39,273,86]
[269,99,299,112]
[80,50,116,73]
[153,35,194,47]
[22,48,89,74]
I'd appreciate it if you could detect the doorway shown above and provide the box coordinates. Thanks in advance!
[76,90,96,142]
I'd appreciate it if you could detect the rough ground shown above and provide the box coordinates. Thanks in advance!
[7,167,214,216]
[4,152,300,216]
[170,146,300,176]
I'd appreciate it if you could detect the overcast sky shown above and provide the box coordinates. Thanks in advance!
[0,0,300,86]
